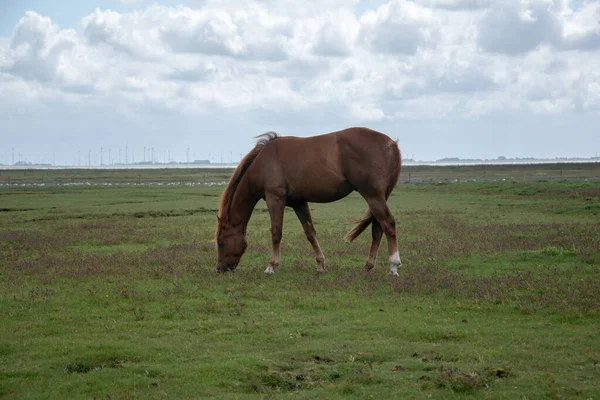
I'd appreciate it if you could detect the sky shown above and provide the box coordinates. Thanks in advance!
[0,0,599,165]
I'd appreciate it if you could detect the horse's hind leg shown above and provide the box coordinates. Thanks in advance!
[265,195,285,274]
[363,195,401,276]
[365,220,383,271]
[293,202,325,273]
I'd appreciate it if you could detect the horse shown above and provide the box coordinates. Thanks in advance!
[214,126,402,276]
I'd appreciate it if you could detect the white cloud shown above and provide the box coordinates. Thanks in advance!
[82,7,168,60]
[421,0,493,10]
[0,0,599,132]
[161,7,290,61]
[204,0,359,18]
[306,11,358,57]
[5,12,77,82]
[349,103,386,121]
[2,12,102,94]
[582,79,600,110]
[560,0,600,51]
[357,0,438,54]
[477,0,563,55]
[477,0,600,54]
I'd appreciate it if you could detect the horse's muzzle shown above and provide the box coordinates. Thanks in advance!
[215,264,235,273]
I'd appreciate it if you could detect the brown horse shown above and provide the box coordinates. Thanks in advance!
[214,127,402,275]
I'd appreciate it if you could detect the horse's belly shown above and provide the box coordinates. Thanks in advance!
[288,180,355,203]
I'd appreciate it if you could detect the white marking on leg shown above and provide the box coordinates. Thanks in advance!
[264,266,275,274]
[389,251,401,276]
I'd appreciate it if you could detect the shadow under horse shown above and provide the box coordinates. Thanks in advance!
[214,126,402,275]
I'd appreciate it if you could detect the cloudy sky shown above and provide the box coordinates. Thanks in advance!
[1,0,599,165]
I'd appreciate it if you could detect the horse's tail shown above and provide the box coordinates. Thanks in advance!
[344,210,375,242]
[344,139,401,242]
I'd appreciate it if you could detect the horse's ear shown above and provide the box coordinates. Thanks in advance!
[216,214,221,223]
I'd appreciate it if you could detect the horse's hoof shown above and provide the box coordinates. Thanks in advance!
[316,262,326,273]
[264,266,275,274]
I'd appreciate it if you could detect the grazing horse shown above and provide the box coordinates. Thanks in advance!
[214,127,402,275]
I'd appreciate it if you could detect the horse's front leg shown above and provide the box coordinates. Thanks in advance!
[293,202,325,273]
[264,195,285,274]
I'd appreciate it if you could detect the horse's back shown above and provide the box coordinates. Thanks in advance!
[250,127,400,202]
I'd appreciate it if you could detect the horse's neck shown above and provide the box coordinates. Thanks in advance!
[226,176,259,230]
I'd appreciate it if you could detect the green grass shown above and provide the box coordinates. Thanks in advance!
[1,168,599,399]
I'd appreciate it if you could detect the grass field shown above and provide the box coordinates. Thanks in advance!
[1,165,599,399]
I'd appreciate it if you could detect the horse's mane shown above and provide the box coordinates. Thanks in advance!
[215,131,279,239]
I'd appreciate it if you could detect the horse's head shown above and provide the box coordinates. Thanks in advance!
[214,218,247,272]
